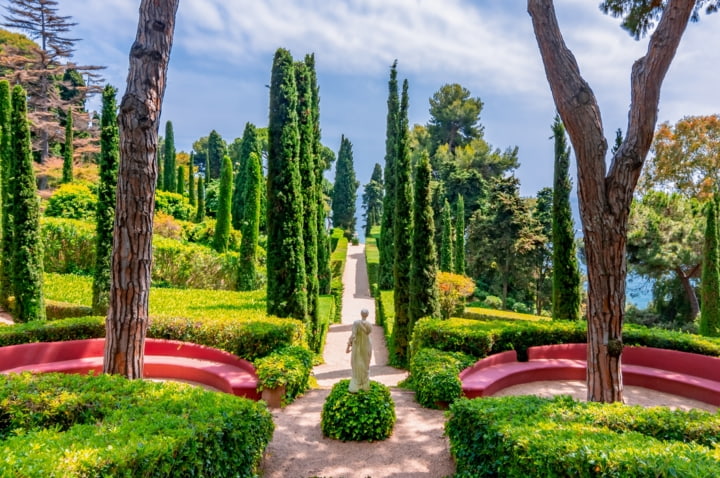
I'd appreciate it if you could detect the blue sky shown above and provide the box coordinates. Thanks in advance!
[8,0,720,198]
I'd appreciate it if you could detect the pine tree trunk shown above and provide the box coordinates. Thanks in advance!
[676,266,700,321]
[104,0,179,378]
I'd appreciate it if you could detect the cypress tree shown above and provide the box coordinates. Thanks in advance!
[10,85,44,322]
[296,59,320,347]
[156,139,164,190]
[331,135,359,237]
[188,153,196,207]
[454,195,466,275]
[700,195,720,336]
[440,198,453,272]
[232,122,259,229]
[204,145,210,181]
[163,121,176,192]
[207,129,224,180]
[266,47,307,322]
[409,152,440,325]
[91,84,119,315]
[379,60,399,290]
[362,163,384,236]
[212,155,233,252]
[551,115,581,320]
[238,152,262,291]
[62,107,73,183]
[176,165,184,196]
[392,79,413,364]
[0,80,12,307]
[195,176,206,222]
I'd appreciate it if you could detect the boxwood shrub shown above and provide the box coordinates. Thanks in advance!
[41,217,96,274]
[321,379,396,442]
[409,348,475,408]
[447,395,720,477]
[0,372,273,477]
[254,345,314,404]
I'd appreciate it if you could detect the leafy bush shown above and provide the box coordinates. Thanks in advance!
[155,190,194,220]
[0,373,273,477]
[376,290,395,353]
[181,218,241,251]
[438,272,475,319]
[41,218,95,274]
[254,345,313,405]
[409,348,475,408]
[152,236,240,289]
[482,295,503,309]
[321,380,396,442]
[447,395,720,478]
[329,231,348,323]
[153,211,184,240]
[365,235,379,297]
[43,182,97,220]
[464,306,550,322]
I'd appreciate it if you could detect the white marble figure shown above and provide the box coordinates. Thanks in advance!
[346,308,372,392]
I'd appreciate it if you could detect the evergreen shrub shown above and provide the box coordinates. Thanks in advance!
[41,218,95,274]
[151,237,240,289]
[329,232,348,323]
[321,380,396,442]
[254,345,314,405]
[365,235,380,296]
[0,373,273,477]
[409,347,474,408]
[447,395,720,478]
[44,183,97,220]
[155,190,193,220]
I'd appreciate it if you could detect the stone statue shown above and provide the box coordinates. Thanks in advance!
[346,308,372,392]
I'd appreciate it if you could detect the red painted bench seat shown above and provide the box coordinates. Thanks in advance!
[461,343,720,406]
[0,338,260,400]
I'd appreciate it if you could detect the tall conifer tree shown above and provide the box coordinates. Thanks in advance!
[379,60,399,289]
[454,195,466,275]
[362,163,384,236]
[409,152,440,325]
[163,120,176,192]
[92,85,119,314]
[331,135,359,237]
[207,129,224,180]
[440,198,453,272]
[62,106,73,183]
[0,80,12,307]
[10,85,44,322]
[188,153,196,207]
[238,151,262,291]
[212,155,233,252]
[392,79,413,364]
[232,122,259,229]
[551,115,581,320]
[296,60,320,346]
[266,48,307,322]
[195,175,205,222]
[176,165,184,195]
[700,195,720,336]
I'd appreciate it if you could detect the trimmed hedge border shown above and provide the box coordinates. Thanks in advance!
[0,373,273,477]
[447,395,720,477]
[365,235,379,298]
[330,228,348,324]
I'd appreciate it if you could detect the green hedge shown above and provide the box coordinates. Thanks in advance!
[329,229,348,324]
[365,235,379,298]
[376,289,394,351]
[41,217,96,274]
[254,345,314,405]
[409,348,475,409]
[447,395,720,477]
[0,373,273,477]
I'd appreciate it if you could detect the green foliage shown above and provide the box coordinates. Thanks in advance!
[330,231,348,323]
[10,84,44,322]
[409,348,474,408]
[362,162,384,236]
[440,198,453,272]
[266,47,307,322]
[152,236,240,289]
[92,84,119,315]
[62,107,73,183]
[454,195,466,275]
[231,122,260,229]
[376,290,395,357]
[176,165,184,195]
[207,129,226,180]
[0,373,273,477]
[163,120,176,191]
[409,153,440,324]
[44,182,97,220]
[379,61,399,290]
[155,189,193,221]
[195,175,206,222]
[447,395,720,477]
[427,83,484,154]
[331,134,359,236]
[238,152,262,291]
[254,345,313,404]
[0,80,12,307]
[212,155,233,252]
[321,380,396,442]
[365,234,380,297]
[700,195,720,336]
[41,217,95,274]
[438,272,475,319]
[188,155,196,207]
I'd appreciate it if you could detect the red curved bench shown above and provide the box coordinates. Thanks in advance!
[0,338,260,400]
[461,343,720,406]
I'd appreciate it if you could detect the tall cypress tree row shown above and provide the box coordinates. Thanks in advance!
[331,135,359,237]
[700,195,720,336]
[409,152,440,325]
[392,79,413,364]
[188,153,196,207]
[0,80,12,308]
[266,47,307,322]
[212,155,233,252]
[454,195,466,275]
[379,60,399,290]
[207,129,224,180]
[440,198,453,272]
[163,120,176,192]
[231,122,259,229]
[10,85,44,322]
[551,115,581,320]
[176,165,184,195]
[238,151,262,291]
[195,176,206,222]
[62,107,73,183]
[92,85,119,315]
[296,59,320,347]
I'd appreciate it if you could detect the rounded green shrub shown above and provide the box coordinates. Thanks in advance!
[155,190,194,220]
[321,379,395,442]
[409,347,475,408]
[254,345,314,405]
[44,183,97,220]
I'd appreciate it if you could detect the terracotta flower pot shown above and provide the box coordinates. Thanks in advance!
[261,385,286,409]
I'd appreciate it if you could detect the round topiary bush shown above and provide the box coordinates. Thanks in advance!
[321,379,396,442]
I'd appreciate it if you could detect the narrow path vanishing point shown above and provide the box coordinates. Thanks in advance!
[260,243,456,478]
